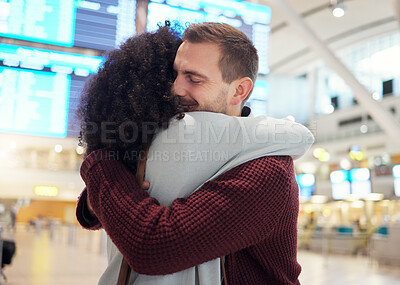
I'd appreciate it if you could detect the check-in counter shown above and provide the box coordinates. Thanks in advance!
[299,227,370,255]
[370,225,400,265]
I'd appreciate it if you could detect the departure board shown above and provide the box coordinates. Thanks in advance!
[0,0,76,46]
[0,44,103,137]
[74,0,136,50]
[246,80,269,116]
[0,0,136,50]
[147,0,271,74]
[0,66,70,137]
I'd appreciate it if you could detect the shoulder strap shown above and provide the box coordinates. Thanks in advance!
[117,257,131,285]
[221,256,228,285]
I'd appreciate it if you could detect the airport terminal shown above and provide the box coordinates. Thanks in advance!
[0,0,399,284]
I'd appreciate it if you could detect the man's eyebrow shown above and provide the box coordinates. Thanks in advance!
[182,70,208,80]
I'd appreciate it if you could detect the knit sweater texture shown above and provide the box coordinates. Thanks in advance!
[79,149,301,284]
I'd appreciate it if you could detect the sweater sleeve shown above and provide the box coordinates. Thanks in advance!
[76,188,102,230]
[81,149,293,275]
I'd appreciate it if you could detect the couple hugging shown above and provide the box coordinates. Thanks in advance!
[77,22,313,285]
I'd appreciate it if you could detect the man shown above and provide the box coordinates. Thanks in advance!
[78,22,310,284]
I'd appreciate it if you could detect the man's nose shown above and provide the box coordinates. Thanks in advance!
[172,75,185,97]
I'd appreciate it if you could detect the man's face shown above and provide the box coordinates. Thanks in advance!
[172,41,236,114]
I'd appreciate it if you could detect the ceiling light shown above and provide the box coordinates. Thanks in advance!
[360,124,368,133]
[331,0,345,18]
[372,92,380,100]
[54,144,63,153]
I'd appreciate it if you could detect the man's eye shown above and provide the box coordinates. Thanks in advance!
[189,77,201,84]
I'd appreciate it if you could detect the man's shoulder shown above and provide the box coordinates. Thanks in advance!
[224,155,294,180]
[241,155,295,182]
[248,155,294,168]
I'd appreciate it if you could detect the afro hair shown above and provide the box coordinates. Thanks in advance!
[78,25,183,173]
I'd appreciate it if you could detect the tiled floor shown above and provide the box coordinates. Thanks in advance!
[3,225,107,285]
[2,225,400,285]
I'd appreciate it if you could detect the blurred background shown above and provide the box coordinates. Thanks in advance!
[0,0,399,284]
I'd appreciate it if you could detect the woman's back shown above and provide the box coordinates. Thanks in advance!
[100,111,314,285]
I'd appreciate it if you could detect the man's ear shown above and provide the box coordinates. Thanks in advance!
[230,77,253,106]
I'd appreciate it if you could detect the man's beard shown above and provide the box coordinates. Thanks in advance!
[177,88,229,114]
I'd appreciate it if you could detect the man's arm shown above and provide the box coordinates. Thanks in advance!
[81,149,294,275]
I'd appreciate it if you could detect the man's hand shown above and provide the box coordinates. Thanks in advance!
[136,145,150,190]
[87,196,95,215]
[85,145,150,217]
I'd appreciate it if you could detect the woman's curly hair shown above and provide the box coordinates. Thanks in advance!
[78,25,183,173]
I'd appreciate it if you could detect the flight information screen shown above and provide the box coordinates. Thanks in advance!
[0,44,103,137]
[0,0,136,50]
[246,80,269,116]
[0,0,76,46]
[0,67,70,137]
[74,0,136,50]
[147,0,271,74]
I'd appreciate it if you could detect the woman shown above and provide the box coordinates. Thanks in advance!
[77,24,313,284]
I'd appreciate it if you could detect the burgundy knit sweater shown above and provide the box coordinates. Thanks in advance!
[77,149,301,284]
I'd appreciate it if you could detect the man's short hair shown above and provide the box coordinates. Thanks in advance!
[182,22,259,103]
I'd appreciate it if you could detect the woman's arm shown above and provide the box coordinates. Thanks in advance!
[81,149,295,275]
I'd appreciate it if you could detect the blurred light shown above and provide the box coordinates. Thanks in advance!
[332,6,345,17]
[360,124,368,133]
[324,104,335,113]
[365,193,384,201]
[313,148,325,158]
[34,186,59,197]
[305,208,313,214]
[331,0,345,17]
[54,144,63,153]
[350,168,370,182]
[76,146,85,155]
[349,149,364,161]
[322,207,332,217]
[374,156,382,166]
[299,162,317,174]
[320,152,330,162]
[298,174,315,187]
[310,195,328,204]
[330,170,349,184]
[350,145,361,152]
[9,141,16,149]
[372,92,380,100]
[351,201,364,208]
[340,159,351,170]
[345,194,358,201]
[313,148,330,161]
[381,153,391,165]
[393,164,400,178]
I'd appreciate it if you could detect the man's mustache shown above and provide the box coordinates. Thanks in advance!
[176,97,198,107]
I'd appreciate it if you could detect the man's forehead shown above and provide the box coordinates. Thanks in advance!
[174,42,221,75]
